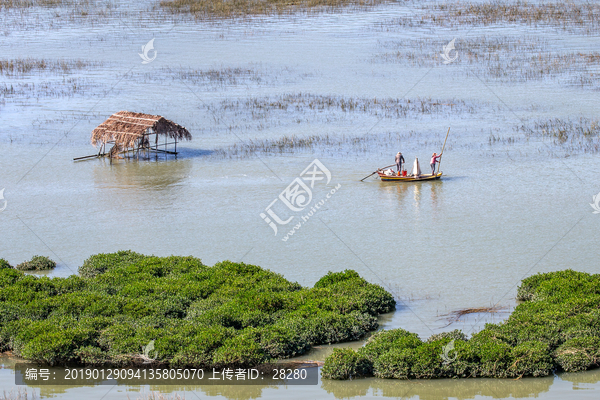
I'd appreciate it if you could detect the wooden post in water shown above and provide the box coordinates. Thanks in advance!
[437,127,450,174]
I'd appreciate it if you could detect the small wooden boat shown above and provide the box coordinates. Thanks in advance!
[371,127,450,183]
[378,171,442,182]
[359,128,451,183]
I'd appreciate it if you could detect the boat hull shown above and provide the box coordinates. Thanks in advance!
[378,172,442,182]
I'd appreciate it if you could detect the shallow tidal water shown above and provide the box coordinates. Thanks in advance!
[1,0,600,398]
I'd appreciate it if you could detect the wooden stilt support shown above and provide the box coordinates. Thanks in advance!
[73,154,105,161]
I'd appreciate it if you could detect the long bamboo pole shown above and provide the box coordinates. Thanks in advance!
[360,164,396,181]
[73,154,103,161]
[436,127,450,174]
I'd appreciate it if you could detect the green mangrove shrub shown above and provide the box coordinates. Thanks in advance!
[321,348,371,380]
[78,250,147,278]
[323,269,600,380]
[554,337,600,372]
[0,253,395,367]
[15,256,55,271]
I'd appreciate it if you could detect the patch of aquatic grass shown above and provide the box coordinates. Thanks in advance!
[0,59,104,103]
[0,0,66,8]
[200,94,484,153]
[164,66,265,85]
[219,94,471,116]
[0,252,394,367]
[519,118,600,142]
[488,133,521,146]
[375,36,546,66]
[0,59,100,76]
[205,94,479,135]
[0,3,118,33]
[516,118,600,154]
[159,0,393,19]
[436,1,600,33]
[146,66,301,89]
[212,131,422,157]
[0,79,97,99]
[211,126,463,158]
[467,51,599,85]
[0,0,95,8]
[31,111,102,130]
[0,111,102,146]
[378,1,600,34]
[375,36,600,88]
[323,270,600,380]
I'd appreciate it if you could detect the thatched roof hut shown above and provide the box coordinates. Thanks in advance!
[90,111,191,158]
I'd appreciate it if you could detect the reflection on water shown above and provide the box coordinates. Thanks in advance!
[93,158,193,191]
[431,181,441,215]
[561,370,600,385]
[413,183,421,212]
[194,384,276,400]
[321,374,554,400]
[19,379,278,400]
[321,368,600,400]
[378,180,444,218]
[4,355,600,400]
[89,159,194,218]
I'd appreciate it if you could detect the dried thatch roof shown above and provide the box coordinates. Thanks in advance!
[91,111,191,149]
